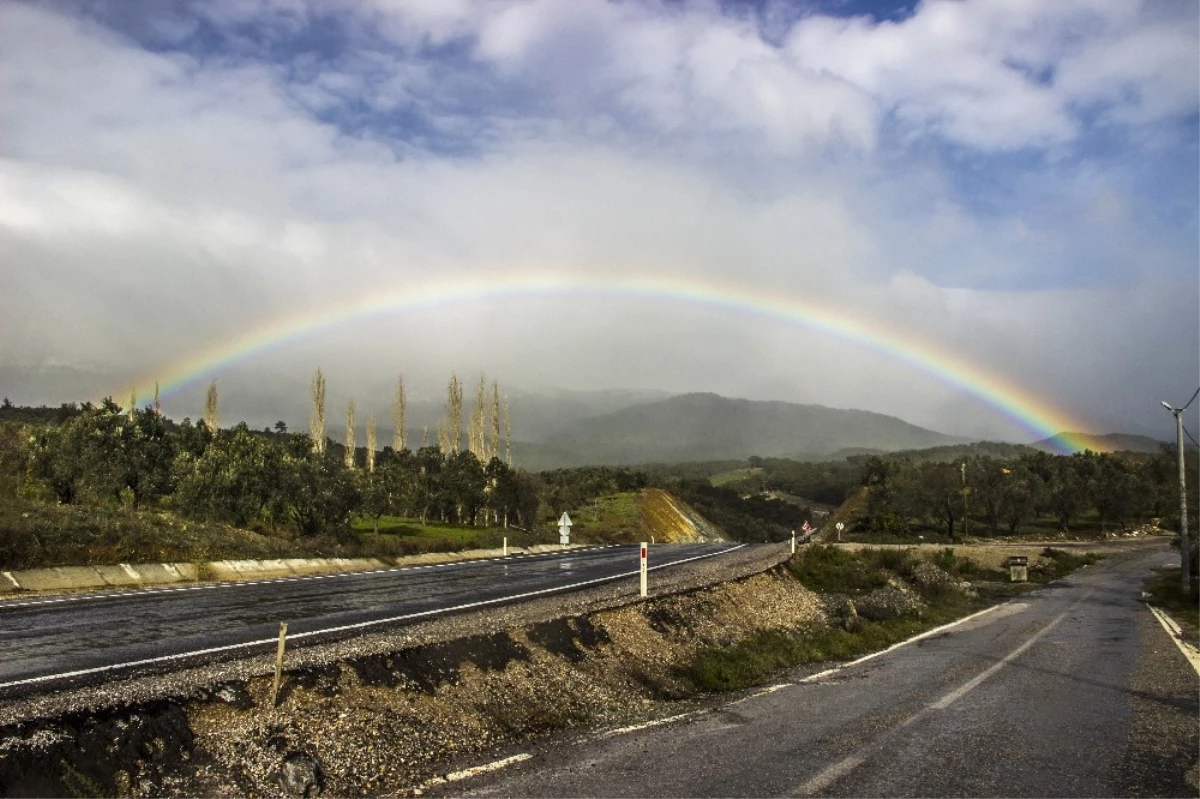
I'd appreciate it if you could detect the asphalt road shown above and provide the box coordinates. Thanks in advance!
[0,543,741,694]
[444,543,1199,798]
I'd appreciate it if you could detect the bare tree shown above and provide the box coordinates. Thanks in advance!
[128,389,137,420]
[366,413,377,472]
[310,367,327,454]
[204,381,219,431]
[345,399,357,469]
[391,375,407,452]
[152,382,161,416]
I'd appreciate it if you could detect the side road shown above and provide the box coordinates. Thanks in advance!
[437,544,1199,798]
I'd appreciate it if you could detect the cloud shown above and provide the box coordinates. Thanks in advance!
[1,0,1196,442]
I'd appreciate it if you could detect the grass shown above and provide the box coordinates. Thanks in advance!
[1143,568,1199,638]
[684,542,1106,694]
[568,491,644,544]
[1036,546,1102,581]
[0,496,551,570]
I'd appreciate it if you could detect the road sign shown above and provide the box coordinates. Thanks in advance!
[836,521,844,542]
[801,521,813,533]
[558,512,573,545]
[639,542,648,597]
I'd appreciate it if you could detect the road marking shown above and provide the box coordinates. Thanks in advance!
[791,595,1084,796]
[929,599,1076,710]
[1146,604,1200,674]
[598,711,699,739]
[793,754,867,796]
[0,545,745,691]
[411,752,532,794]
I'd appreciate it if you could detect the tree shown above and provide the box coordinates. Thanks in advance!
[344,399,357,469]
[203,381,219,432]
[913,461,962,540]
[490,381,502,462]
[1090,454,1150,532]
[284,448,360,537]
[366,412,377,473]
[1044,454,1090,531]
[310,367,327,455]
[391,375,407,452]
[173,423,283,527]
[274,420,288,435]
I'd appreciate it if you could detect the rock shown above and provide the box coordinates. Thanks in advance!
[855,585,924,622]
[280,752,323,798]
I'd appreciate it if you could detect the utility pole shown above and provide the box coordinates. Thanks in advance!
[1162,391,1198,593]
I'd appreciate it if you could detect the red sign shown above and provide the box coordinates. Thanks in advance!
[640,545,647,559]
[801,521,813,532]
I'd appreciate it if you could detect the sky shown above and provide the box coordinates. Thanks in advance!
[1,0,1198,442]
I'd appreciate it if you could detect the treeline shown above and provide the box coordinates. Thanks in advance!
[862,449,1196,539]
[8,397,540,537]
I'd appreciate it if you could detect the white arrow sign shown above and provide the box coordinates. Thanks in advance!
[559,512,572,528]
[558,512,573,545]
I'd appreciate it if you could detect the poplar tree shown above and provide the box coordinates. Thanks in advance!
[204,381,219,432]
[153,382,161,416]
[504,396,513,466]
[391,375,407,452]
[345,399,357,469]
[366,413,377,473]
[490,381,502,462]
[469,375,487,460]
[129,389,137,420]
[310,368,326,454]
[443,373,463,453]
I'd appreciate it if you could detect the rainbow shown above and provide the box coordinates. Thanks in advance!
[116,272,1092,452]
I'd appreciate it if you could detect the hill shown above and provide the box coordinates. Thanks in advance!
[1033,432,1167,454]
[536,393,964,467]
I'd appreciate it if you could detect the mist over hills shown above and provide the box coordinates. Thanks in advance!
[1,365,1169,470]
[519,393,965,469]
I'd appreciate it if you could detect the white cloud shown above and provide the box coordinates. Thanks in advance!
[0,0,1196,441]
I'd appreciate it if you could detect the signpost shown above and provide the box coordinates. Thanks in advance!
[836,521,844,542]
[639,542,648,598]
[558,512,572,546]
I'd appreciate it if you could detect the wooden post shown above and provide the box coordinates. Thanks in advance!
[272,621,287,706]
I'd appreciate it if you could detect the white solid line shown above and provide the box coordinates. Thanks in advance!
[0,545,745,691]
[598,711,699,739]
[1147,604,1200,674]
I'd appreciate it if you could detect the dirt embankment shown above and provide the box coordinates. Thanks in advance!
[0,546,806,797]
[640,488,726,543]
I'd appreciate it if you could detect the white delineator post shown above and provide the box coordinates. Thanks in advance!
[640,542,648,598]
[791,530,796,554]
[503,536,508,557]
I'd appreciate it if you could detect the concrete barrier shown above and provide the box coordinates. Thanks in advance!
[0,545,582,597]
